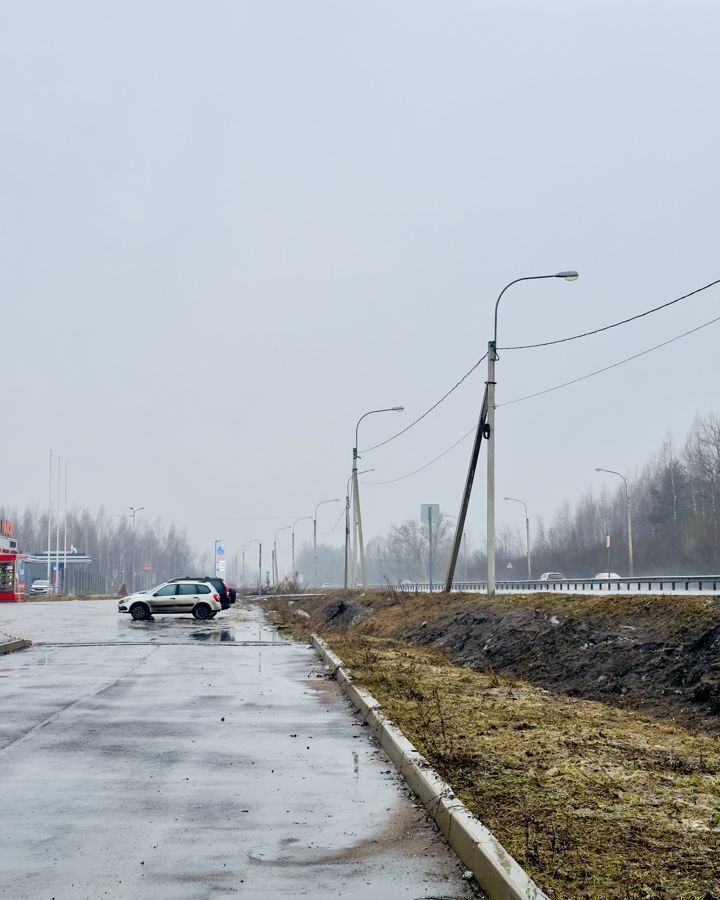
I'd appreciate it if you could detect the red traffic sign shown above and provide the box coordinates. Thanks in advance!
[143,564,150,573]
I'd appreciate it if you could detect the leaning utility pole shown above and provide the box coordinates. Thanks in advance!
[444,384,489,592]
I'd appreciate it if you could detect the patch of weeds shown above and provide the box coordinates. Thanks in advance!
[326,634,720,900]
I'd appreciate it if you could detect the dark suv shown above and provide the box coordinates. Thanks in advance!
[169,576,236,609]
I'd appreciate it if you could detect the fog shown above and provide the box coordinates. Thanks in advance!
[3,2,719,574]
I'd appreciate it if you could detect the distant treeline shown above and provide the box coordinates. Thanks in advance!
[0,505,199,594]
[300,412,720,584]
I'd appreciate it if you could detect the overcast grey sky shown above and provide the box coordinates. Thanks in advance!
[2,1,719,568]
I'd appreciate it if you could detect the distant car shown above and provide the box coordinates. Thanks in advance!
[118,580,223,620]
[30,579,52,594]
[168,576,235,608]
[320,582,333,588]
[594,572,622,579]
[539,572,566,581]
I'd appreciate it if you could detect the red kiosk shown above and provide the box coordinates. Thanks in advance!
[0,519,25,602]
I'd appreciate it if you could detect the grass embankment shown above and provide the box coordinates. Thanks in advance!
[269,592,720,899]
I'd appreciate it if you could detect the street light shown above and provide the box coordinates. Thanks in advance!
[313,499,339,585]
[344,469,374,589]
[273,526,290,586]
[486,272,578,597]
[114,513,132,590]
[504,497,531,580]
[353,406,404,587]
[129,506,144,593]
[292,516,313,583]
[595,468,634,576]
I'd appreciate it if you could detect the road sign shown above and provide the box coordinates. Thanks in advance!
[143,564,150,573]
[420,504,440,525]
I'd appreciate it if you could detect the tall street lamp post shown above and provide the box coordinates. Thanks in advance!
[292,516,313,583]
[353,406,403,587]
[114,513,132,590]
[345,469,374,589]
[273,526,290,586]
[504,496,531,580]
[486,272,578,597]
[595,468,634,576]
[313,498,339,585]
[129,506,144,593]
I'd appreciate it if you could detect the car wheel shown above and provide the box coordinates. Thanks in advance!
[208,611,218,618]
[130,602,151,621]
[193,604,212,620]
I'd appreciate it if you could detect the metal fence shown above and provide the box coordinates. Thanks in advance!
[375,576,720,593]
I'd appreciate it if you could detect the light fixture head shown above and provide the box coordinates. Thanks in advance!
[392,406,404,411]
[556,270,579,281]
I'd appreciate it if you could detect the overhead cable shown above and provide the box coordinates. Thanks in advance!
[362,312,720,484]
[361,354,487,453]
[321,508,345,535]
[499,278,720,350]
[498,313,720,408]
[362,425,477,485]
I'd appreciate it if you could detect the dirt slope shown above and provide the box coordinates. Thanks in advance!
[266,590,720,899]
[280,590,720,734]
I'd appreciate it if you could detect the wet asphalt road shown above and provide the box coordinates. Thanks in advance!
[0,600,480,900]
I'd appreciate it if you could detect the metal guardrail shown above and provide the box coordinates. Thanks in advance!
[375,576,720,593]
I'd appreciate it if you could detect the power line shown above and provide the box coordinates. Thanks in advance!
[321,508,345,535]
[498,313,720,408]
[499,278,720,351]
[362,311,720,484]
[362,424,477,485]
[361,353,487,453]
[361,279,719,457]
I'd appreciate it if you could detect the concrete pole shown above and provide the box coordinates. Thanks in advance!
[351,451,359,586]
[47,449,52,583]
[627,489,634,577]
[63,461,68,594]
[352,408,402,589]
[352,456,367,587]
[258,543,262,595]
[428,508,433,591]
[486,341,497,598]
[313,517,317,584]
[526,515,532,580]
[344,477,351,589]
[55,455,61,593]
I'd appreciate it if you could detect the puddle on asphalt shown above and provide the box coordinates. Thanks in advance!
[188,628,237,642]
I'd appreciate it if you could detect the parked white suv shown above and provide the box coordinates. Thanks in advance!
[118,580,223,621]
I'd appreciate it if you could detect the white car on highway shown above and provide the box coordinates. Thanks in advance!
[118,580,223,621]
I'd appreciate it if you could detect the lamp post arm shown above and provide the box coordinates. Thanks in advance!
[355,407,403,450]
[494,275,559,345]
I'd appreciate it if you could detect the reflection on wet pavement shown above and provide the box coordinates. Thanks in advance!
[0,600,481,899]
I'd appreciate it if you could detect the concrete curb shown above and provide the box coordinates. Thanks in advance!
[311,634,549,900]
[0,639,32,655]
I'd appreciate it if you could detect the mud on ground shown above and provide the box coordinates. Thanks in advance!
[266,590,720,899]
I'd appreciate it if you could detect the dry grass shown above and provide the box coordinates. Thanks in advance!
[327,635,720,900]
